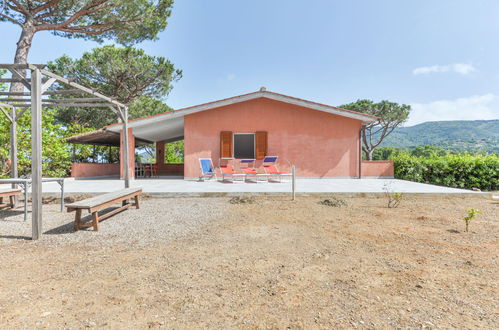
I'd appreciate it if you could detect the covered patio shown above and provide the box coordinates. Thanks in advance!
[65,128,184,179]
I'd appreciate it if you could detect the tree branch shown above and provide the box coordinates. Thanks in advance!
[0,13,22,26]
[370,125,385,136]
[7,0,31,16]
[32,0,63,15]
[56,0,111,28]
[35,13,72,19]
[371,125,397,149]
[50,26,114,35]
[35,1,118,31]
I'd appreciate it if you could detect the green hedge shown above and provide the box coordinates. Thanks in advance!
[391,153,499,191]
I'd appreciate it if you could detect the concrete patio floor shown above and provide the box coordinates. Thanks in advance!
[21,177,480,196]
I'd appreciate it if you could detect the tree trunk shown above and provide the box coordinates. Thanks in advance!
[10,25,35,93]
[364,149,374,161]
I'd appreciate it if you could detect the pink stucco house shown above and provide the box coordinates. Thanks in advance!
[67,89,394,179]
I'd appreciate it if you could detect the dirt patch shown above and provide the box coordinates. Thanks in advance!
[0,195,497,328]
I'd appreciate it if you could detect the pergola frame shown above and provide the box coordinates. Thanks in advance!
[0,64,131,240]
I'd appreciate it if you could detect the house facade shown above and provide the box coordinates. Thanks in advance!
[184,96,365,178]
[67,89,394,179]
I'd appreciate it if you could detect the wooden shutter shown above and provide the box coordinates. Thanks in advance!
[220,131,233,158]
[255,131,268,160]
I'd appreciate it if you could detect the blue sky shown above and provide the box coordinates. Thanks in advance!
[1,0,498,125]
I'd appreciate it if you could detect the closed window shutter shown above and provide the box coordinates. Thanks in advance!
[255,131,268,160]
[220,131,233,158]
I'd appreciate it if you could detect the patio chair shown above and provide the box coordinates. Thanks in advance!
[239,159,267,182]
[199,158,217,181]
[135,163,143,178]
[219,158,245,183]
[262,156,292,182]
[144,164,158,178]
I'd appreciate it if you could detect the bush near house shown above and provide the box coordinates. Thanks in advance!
[391,153,499,191]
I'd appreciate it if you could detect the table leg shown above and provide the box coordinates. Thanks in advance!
[23,183,28,221]
[60,181,64,212]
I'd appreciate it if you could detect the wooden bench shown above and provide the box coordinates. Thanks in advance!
[66,188,142,231]
[0,188,22,210]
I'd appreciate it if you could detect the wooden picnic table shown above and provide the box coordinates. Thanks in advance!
[0,178,65,221]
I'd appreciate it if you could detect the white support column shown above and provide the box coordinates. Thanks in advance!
[31,68,43,240]
[122,106,130,188]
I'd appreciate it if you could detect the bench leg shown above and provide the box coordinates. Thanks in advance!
[74,209,82,231]
[9,195,16,209]
[134,195,140,209]
[92,212,99,231]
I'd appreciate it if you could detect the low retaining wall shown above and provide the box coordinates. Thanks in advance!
[158,163,184,175]
[361,161,394,178]
[71,163,120,178]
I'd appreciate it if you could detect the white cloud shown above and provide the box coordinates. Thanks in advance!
[412,63,476,75]
[407,93,499,126]
[226,73,236,81]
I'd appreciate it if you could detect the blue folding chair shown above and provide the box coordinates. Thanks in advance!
[199,158,217,181]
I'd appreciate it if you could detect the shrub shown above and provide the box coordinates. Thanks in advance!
[382,182,403,208]
[463,208,481,232]
[391,153,499,191]
[319,197,347,207]
[229,196,255,204]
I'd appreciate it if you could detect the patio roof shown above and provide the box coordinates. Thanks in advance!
[71,89,378,143]
[65,129,152,146]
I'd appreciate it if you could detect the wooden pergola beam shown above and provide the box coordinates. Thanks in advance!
[0,90,86,96]
[45,97,106,103]
[0,97,105,103]
[8,103,114,108]
[0,64,46,69]
[0,103,14,122]
[38,68,125,109]
[0,78,51,83]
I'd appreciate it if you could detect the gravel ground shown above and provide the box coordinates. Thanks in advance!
[0,195,497,328]
[0,196,227,247]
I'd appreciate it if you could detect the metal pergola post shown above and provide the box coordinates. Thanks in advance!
[31,67,42,240]
[122,106,130,188]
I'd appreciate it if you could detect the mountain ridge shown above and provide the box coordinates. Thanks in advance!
[380,119,499,152]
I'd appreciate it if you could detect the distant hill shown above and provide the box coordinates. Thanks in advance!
[380,120,499,153]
